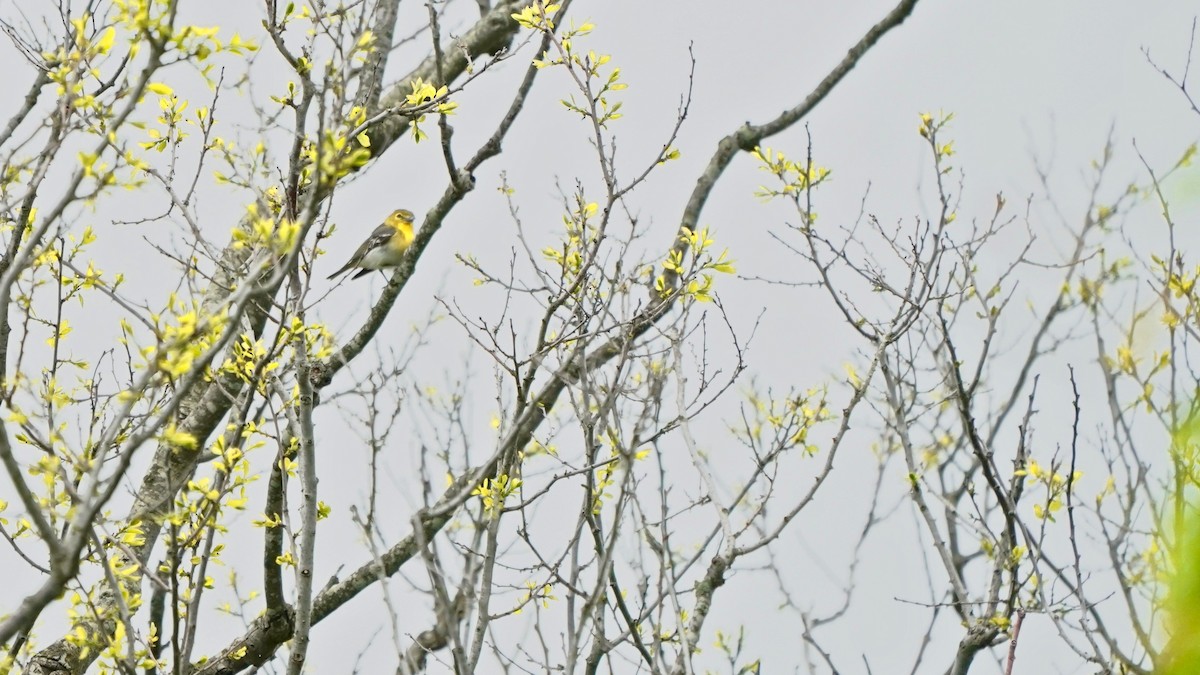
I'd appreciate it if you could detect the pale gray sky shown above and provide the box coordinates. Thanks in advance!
[318,2,1200,670]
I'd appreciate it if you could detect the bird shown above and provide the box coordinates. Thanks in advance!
[326,208,416,280]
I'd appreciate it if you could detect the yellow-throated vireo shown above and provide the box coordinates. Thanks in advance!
[327,209,416,280]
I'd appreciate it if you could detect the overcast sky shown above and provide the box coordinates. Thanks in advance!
[311,1,1200,670]
[322,1,1200,670]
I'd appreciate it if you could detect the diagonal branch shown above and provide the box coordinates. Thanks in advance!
[676,0,921,241]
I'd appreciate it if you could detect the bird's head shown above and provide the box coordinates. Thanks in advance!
[389,209,415,225]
